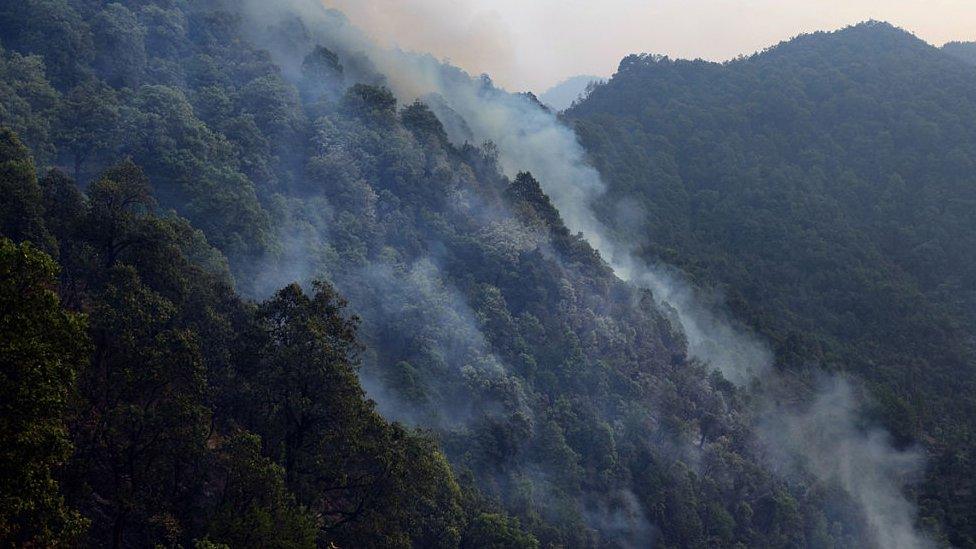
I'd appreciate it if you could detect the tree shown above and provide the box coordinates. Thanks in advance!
[245,282,468,546]
[84,159,156,267]
[138,5,187,61]
[246,282,369,509]
[0,238,88,545]
[462,513,539,549]
[72,262,211,548]
[119,85,271,258]
[342,84,398,125]
[402,101,448,144]
[0,45,60,159]
[300,45,343,103]
[0,128,53,250]
[204,432,316,549]
[302,45,343,81]
[55,80,120,181]
[0,0,94,86]
[239,74,304,147]
[91,3,147,88]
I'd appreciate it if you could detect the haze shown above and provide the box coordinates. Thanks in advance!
[322,0,976,91]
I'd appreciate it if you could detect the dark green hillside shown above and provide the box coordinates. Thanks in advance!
[0,0,923,546]
[0,0,976,548]
[567,21,976,546]
[0,128,499,548]
[943,41,976,65]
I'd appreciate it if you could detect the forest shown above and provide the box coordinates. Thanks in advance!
[567,21,976,548]
[943,41,976,65]
[0,1,971,548]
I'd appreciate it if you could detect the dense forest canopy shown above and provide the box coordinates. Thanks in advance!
[0,1,970,547]
[567,21,976,548]
[943,41,976,65]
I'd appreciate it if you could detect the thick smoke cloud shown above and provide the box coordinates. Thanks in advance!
[237,2,933,546]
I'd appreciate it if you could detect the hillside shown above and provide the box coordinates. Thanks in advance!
[567,21,976,547]
[943,41,976,65]
[0,1,912,547]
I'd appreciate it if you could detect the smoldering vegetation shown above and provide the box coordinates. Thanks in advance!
[0,0,942,545]
[759,377,932,549]
[350,257,531,430]
[226,2,937,547]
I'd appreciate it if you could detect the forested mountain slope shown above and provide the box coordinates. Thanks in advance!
[0,1,909,547]
[0,131,483,547]
[567,21,976,547]
[943,41,976,65]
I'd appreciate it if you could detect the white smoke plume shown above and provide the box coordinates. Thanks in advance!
[761,378,932,549]
[236,2,934,546]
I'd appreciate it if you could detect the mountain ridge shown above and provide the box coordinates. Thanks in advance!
[0,3,970,547]
[943,41,976,65]
[567,19,976,547]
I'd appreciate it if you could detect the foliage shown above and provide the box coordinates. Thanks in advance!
[943,42,976,66]
[0,138,490,546]
[1,3,967,547]
[567,21,976,547]
[0,238,88,546]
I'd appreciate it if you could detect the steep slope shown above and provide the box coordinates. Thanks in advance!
[0,129,489,548]
[0,1,875,547]
[567,21,976,546]
[0,1,938,547]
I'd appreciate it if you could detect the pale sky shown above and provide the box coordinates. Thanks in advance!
[321,0,976,92]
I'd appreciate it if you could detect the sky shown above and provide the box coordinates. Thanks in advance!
[320,0,976,92]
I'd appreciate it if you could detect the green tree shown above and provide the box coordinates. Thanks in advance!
[205,432,316,549]
[245,283,467,546]
[91,3,146,88]
[342,84,398,126]
[0,238,88,545]
[300,44,343,103]
[461,513,539,549]
[0,128,53,250]
[55,80,120,181]
[119,85,271,258]
[0,0,94,86]
[302,45,343,82]
[0,45,60,159]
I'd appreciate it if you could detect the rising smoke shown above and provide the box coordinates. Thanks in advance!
[237,2,934,546]
[760,377,932,549]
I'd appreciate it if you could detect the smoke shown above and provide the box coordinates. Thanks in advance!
[618,256,773,385]
[349,256,531,429]
[760,377,933,549]
[584,489,658,549]
[282,10,773,385]
[321,0,519,88]
[234,1,934,546]
[243,195,337,298]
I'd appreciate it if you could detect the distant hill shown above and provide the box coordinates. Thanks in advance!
[944,41,976,65]
[567,21,976,547]
[539,74,603,111]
